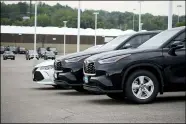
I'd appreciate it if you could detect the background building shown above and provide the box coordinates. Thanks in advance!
[1,26,135,53]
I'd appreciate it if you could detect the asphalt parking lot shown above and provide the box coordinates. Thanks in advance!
[1,54,185,123]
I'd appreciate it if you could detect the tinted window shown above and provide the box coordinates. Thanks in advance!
[170,31,186,48]
[99,34,134,50]
[138,28,183,49]
[123,34,153,48]
[50,48,56,51]
[174,32,186,41]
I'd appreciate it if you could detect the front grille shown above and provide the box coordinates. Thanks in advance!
[84,62,96,75]
[54,61,62,70]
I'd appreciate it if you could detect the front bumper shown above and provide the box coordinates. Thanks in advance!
[83,75,122,93]
[32,68,55,85]
[54,71,83,87]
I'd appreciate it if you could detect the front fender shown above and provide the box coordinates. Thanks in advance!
[121,62,165,94]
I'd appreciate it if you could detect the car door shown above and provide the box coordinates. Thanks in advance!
[163,31,186,86]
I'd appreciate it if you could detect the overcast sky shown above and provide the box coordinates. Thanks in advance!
[3,1,186,16]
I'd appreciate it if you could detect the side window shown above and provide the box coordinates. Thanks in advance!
[123,34,152,48]
[169,32,186,48]
[174,32,186,41]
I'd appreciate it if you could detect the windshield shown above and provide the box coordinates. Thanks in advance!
[5,51,13,54]
[84,45,103,52]
[99,34,133,51]
[46,51,54,55]
[9,47,16,51]
[50,48,56,51]
[40,48,46,51]
[138,28,182,49]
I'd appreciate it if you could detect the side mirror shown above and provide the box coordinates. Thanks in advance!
[168,41,184,56]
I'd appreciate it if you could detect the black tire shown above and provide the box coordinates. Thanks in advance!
[107,93,125,101]
[74,86,87,92]
[29,58,30,60]
[124,70,159,104]
[3,57,6,60]
[13,57,15,60]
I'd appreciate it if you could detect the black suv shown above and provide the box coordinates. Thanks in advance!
[83,26,186,104]
[54,31,161,92]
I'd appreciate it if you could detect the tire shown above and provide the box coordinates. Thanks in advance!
[74,86,87,92]
[107,93,125,101]
[124,70,159,104]
[3,57,6,60]
[13,57,15,60]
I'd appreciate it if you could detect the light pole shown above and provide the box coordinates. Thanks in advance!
[34,1,37,59]
[177,5,182,23]
[63,21,67,55]
[93,12,99,46]
[77,1,81,52]
[133,9,136,30]
[138,1,143,31]
[168,1,173,29]
[141,23,143,30]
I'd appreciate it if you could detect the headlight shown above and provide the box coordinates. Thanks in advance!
[65,55,90,63]
[98,54,131,64]
[39,65,54,70]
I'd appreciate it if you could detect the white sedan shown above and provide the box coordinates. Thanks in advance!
[32,45,103,88]
[32,60,59,87]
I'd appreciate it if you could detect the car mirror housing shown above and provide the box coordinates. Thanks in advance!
[168,44,184,56]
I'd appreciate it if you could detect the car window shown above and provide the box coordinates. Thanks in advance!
[123,34,153,48]
[138,28,183,49]
[174,32,186,41]
[167,31,186,48]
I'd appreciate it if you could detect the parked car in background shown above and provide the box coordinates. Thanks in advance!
[8,46,17,54]
[26,50,39,60]
[83,26,186,104]
[16,46,26,54]
[37,47,47,58]
[44,51,56,60]
[47,47,58,55]
[3,51,15,60]
[0,46,5,54]
[53,31,161,92]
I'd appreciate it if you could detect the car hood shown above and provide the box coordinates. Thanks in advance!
[86,48,151,61]
[35,60,55,68]
[56,49,109,61]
